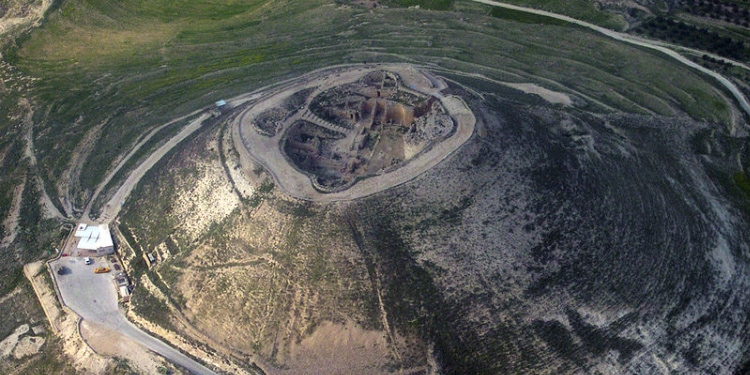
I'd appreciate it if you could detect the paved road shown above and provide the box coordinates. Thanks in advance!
[50,257,216,375]
[473,0,750,122]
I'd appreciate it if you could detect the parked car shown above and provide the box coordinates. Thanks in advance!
[84,257,92,265]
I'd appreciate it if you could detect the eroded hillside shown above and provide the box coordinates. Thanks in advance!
[3,0,750,373]
[120,72,750,373]
[119,119,410,373]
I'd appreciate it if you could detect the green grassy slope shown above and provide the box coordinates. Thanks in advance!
[1,0,736,213]
[479,0,626,29]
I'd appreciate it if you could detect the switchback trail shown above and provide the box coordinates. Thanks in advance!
[82,110,205,222]
[93,113,211,224]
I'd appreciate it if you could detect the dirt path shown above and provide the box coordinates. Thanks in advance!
[88,61,563,220]
[0,179,24,249]
[23,262,61,334]
[87,65,315,224]
[473,0,750,132]
[19,98,65,220]
[82,110,205,222]
[94,113,211,223]
[233,64,476,202]
[62,120,105,218]
[639,34,750,73]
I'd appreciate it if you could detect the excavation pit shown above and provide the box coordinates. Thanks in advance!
[234,65,476,201]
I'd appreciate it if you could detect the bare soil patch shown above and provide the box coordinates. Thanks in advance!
[12,335,45,359]
[0,324,27,357]
[79,320,166,374]
[0,0,51,37]
[270,321,391,375]
[504,82,573,105]
[0,179,24,248]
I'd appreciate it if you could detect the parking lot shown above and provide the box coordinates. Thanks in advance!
[50,256,120,326]
[49,255,216,374]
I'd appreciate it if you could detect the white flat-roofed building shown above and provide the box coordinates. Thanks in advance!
[74,223,115,256]
[119,285,131,303]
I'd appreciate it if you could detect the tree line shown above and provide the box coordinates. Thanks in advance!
[634,16,750,61]
[681,0,750,26]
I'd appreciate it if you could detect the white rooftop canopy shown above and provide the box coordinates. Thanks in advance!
[74,223,114,251]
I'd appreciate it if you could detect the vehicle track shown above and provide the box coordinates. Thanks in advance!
[473,0,750,131]
[93,113,212,224]
[68,6,750,370]
[82,110,205,222]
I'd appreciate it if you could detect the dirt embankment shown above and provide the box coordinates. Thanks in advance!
[90,113,211,223]
[119,122,431,373]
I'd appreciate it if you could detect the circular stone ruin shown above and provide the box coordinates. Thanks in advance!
[234,65,476,201]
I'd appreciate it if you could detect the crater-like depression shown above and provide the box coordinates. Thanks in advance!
[234,65,475,201]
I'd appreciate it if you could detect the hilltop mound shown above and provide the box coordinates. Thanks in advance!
[120,69,750,374]
[235,65,474,200]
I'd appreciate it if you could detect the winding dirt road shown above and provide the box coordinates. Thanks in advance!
[20,99,65,220]
[55,4,750,371]
[93,113,211,224]
[473,0,750,123]
[82,110,205,222]
[50,257,217,375]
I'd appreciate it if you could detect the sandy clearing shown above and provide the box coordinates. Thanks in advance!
[504,83,572,105]
[234,64,476,202]
[79,320,166,374]
[170,135,240,242]
[0,324,28,357]
[12,335,45,359]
